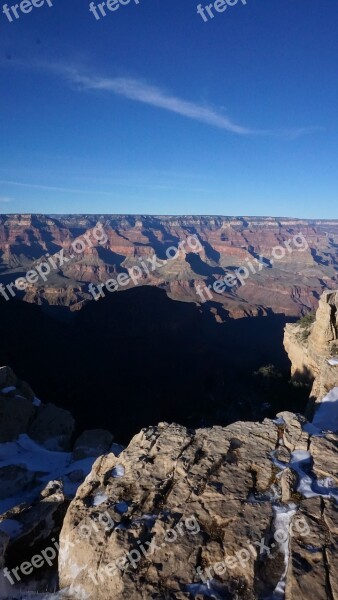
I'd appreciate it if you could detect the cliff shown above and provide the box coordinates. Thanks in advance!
[284,290,338,401]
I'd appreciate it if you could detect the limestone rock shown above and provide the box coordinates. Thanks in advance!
[284,290,338,402]
[58,417,317,600]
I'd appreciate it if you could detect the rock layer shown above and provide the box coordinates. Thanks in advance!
[1,215,338,317]
[284,290,338,401]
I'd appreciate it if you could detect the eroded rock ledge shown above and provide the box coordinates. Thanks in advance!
[284,290,338,401]
[58,414,338,600]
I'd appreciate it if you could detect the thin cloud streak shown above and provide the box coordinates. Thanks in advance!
[60,66,321,138]
[72,73,255,135]
[0,180,114,195]
[2,60,322,138]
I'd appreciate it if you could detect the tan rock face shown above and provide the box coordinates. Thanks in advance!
[284,290,338,401]
[58,415,338,600]
[310,291,338,351]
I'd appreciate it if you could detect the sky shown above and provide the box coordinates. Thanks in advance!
[0,0,337,218]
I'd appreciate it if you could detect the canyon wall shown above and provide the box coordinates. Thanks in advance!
[0,215,337,318]
[284,290,338,401]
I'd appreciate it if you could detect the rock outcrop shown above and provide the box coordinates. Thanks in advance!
[0,366,116,599]
[284,290,338,401]
[1,364,338,599]
[58,413,338,600]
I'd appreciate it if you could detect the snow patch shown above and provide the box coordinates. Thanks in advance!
[270,504,296,599]
[92,492,108,506]
[312,387,338,432]
[1,386,16,394]
[185,579,228,599]
[111,465,125,478]
[32,396,42,407]
[0,435,96,514]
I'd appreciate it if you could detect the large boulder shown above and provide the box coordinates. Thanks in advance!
[58,413,338,600]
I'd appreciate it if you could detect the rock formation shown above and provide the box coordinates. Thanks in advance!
[284,290,338,401]
[0,361,338,599]
[0,366,115,599]
[57,412,338,600]
[1,215,337,318]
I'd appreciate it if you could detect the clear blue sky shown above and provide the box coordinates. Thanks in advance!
[0,0,337,217]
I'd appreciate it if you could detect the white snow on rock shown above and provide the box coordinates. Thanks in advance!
[312,386,338,432]
[270,504,296,599]
[92,492,108,506]
[1,386,16,394]
[32,396,42,407]
[111,465,125,478]
[184,580,226,599]
[270,448,338,502]
[0,435,96,513]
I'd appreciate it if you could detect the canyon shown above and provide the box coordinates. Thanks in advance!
[0,214,337,318]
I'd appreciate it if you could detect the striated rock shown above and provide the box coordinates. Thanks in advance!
[284,290,338,401]
[58,415,338,600]
[1,215,338,317]
[310,291,338,351]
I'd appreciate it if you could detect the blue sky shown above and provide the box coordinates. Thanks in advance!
[0,0,337,217]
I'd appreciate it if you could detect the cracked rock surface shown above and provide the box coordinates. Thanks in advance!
[59,413,338,600]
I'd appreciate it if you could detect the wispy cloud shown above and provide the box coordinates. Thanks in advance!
[0,196,12,203]
[69,71,255,135]
[0,180,114,195]
[3,60,322,138]
[54,66,321,139]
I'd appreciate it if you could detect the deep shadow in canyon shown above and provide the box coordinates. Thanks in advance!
[0,287,310,444]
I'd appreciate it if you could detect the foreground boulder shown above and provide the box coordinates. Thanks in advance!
[59,414,338,600]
